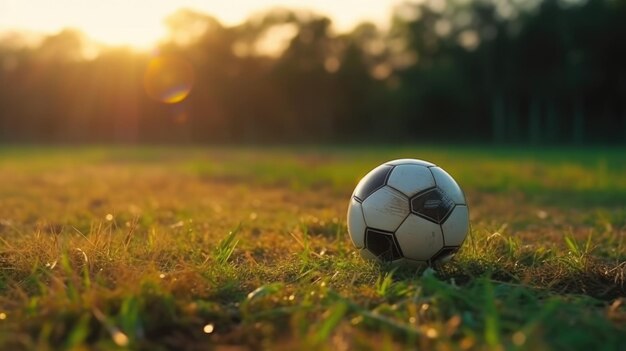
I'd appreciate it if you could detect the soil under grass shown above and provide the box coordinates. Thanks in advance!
[0,146,624,350]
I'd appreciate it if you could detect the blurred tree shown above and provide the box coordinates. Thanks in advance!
[0,0,625,144]
[272,15,338,140]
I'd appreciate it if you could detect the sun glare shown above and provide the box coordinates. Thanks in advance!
[56,6,170,50]
[0,1,173,49]
[0,1,394,50]
[87,22,167,50]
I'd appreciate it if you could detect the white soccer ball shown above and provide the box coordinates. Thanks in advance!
[347,159,469,266]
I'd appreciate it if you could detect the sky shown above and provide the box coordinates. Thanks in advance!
[0,0,401,49]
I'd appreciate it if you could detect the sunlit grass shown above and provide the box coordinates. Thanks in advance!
[0,146,624,350]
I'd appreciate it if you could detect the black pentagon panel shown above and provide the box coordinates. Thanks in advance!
[365,228,403,262]
[353,165,394,202]
[430,246,459,264]
[410,188,455,224]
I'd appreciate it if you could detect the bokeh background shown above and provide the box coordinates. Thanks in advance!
[1,0,625,144]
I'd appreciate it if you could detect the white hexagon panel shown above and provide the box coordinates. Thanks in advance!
[441,205,469,246]
[361,186,410,232]
[430,167,466,204]
[387,164,436,197]
[394,214,444,261]
[385,159,435,167]
[347,197,367,248]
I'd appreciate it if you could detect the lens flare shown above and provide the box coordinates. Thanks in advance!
[143,56,195,104]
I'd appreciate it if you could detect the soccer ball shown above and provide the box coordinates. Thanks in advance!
[347,159,469,266]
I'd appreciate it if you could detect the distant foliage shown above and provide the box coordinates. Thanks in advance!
[0,0,625,143]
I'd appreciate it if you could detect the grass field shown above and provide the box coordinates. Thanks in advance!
[0,146,624,350]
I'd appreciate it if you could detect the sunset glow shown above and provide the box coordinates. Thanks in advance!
[0,0,397,49]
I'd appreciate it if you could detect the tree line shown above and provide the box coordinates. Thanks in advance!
[0,0,625,144]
